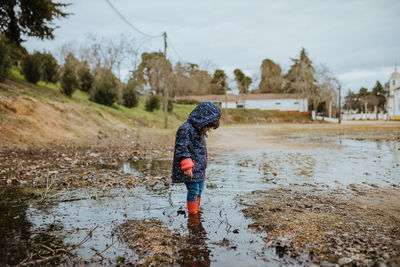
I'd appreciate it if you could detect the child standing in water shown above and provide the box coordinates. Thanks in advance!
[172,102,221,215]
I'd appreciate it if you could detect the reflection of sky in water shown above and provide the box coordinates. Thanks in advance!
[241,133,399,188]
[26,158,278,266]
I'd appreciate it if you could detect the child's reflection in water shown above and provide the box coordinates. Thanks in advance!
[178,213,210,267]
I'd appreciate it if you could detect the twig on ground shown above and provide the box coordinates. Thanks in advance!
[40,244,55,255]
[72,225,99,249]
[18,254,66,266]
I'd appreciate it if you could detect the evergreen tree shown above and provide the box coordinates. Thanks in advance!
[77,64,94,92]
[90,69,118,106]
[371,80,388,111]
[343,91,360,112]
[211,69,227,95]
[358,87,368,96]
[145,95,161,112]
[284,48,315,95]
[41,52,59,83]
[61,64,78,96]
[258,59,283,93]
[0,35,11,82]
[22,52,42,84]
[233,69,252,94]
[0,0,70,45]
[122,80,139,108]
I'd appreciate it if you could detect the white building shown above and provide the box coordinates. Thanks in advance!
[388,66,400,120]
[176,94,308,112]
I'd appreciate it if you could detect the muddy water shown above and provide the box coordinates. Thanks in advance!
[1,130,399,266]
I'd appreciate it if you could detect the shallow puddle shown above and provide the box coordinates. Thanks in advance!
[1,131,399,265]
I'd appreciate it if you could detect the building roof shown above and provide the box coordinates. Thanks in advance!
[175,93,304,103]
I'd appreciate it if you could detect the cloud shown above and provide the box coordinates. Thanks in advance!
[338,66,394,90]
[24,0,400,93]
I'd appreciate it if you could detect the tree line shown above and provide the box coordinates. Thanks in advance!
[1,0,341,115]
[343,81,388,113]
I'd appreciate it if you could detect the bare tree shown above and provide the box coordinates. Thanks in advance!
[54,41,76,64]
[75,34,139,80]
[313,64,340,115]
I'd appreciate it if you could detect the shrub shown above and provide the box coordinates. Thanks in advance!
[22,52,42,84]
[41,52,59,83]
[0,36,11,82]
[90,70,118,106]
[145,95,161,112]
[61,64,78,96]
[77,66,93,92]
[122,81,138,108]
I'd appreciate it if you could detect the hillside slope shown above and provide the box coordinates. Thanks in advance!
[0,71,312,147]
[0,73,193,146]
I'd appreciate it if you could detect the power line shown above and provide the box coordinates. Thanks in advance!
[105,0,162,39]
[105,0,189,67]
[166,36,184,63]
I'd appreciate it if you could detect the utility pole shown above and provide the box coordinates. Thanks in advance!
[338,85,341,124]
[163,31,168,128]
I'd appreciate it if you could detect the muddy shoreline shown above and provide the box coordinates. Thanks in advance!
[1,123,400,266]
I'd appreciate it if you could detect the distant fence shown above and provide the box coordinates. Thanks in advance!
[342,113,387,120]
[312,111,388,123]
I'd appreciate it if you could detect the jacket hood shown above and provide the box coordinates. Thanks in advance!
[187,102,221,130]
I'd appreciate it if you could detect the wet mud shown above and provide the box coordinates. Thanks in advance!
[240,186,400,266]
[0,124,399,266]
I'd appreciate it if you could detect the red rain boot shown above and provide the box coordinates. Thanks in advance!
[187,201,198,215]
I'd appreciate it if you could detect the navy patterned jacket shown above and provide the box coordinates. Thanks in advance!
[171,102,221,183]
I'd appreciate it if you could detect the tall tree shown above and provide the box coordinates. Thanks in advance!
[0,35,11,81]
[211,69,227,95]
[358,87,369,112]
[371,80,388,112]
[233,69,252,94]
[284,48,315,95]
[0,0,70,45]
[132,52,173,95]
[258,59,283,93]
[343,90,360,112]
[173,62,212,96]
[40,52,59,83]
[313,65,339,115]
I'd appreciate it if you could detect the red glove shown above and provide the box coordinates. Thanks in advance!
[180,158,194,171]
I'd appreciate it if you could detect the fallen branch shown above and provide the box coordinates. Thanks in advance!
[72,225,99,249]
[18,254,66,266]
[18,225,99,266]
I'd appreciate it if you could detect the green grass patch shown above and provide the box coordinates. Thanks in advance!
[10,67,24,80]
[37,81,59,91]
[22,90,49,102]
[94,109,104,118]
[64,124,73,131]
[71,89,90,101]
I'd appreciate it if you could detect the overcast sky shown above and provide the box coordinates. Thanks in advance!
[25,0,400,94]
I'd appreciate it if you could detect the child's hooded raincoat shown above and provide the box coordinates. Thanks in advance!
[172,102,221,183]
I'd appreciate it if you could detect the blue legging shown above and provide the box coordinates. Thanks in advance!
[185,181,205,202]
